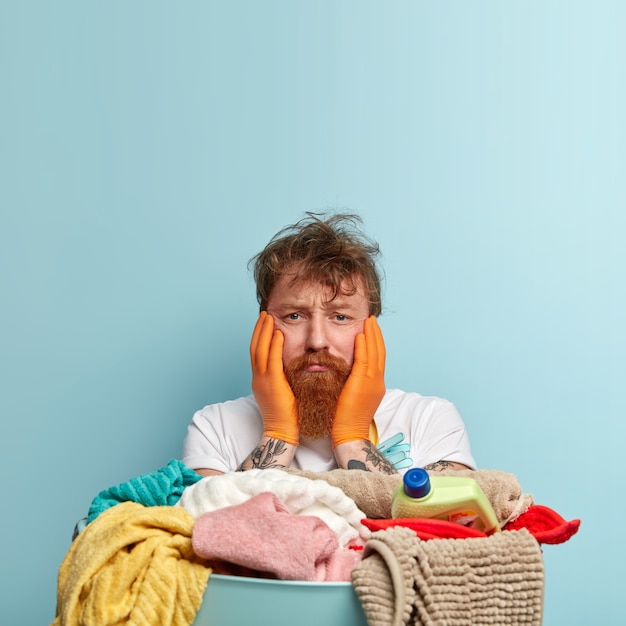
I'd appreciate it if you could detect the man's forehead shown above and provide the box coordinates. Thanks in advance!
[269,275,366,307]
[277,271,364,290]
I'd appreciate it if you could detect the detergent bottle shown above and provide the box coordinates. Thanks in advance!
[391,468,501,534]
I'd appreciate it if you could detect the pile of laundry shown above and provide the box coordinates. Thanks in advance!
[54,461,369,626]
[52,460,580,626]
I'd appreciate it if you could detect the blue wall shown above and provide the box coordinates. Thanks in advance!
[1,2,623,624]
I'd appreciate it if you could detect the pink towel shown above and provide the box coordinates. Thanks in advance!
[191,492,361,581]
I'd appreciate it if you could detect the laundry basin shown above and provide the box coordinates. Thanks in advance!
[192,574,368,626]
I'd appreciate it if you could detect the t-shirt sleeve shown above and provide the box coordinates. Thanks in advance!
[182,409,230,473]
[410,397,477,469]
[181,397,264,473]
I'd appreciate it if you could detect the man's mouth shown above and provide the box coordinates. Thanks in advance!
[304,363,329,373]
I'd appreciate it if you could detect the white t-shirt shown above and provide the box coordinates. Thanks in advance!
[182,389,476,474]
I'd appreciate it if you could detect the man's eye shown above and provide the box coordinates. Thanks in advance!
[335,314,347,322]
[286,313,300,321]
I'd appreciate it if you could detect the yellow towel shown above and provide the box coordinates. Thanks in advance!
[52,501,211,626]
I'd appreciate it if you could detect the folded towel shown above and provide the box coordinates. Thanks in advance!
[352,526,544,626]
[87,459,202,523]
[52,501,211,626]
[192,492,362,581]
[177,468,370,547]
[287,467,533,525]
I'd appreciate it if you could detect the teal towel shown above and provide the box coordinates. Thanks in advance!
[87,459,202,523]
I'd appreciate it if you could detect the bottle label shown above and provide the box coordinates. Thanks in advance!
[448,510,480,528]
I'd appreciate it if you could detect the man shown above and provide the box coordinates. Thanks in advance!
[182,212,475,476]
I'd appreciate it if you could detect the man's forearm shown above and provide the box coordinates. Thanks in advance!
[334,440,397,474]
[423,460,473,471]
[238,436,298,471]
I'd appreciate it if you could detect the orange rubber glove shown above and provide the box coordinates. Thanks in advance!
[250,312,299,445]
[331,316,386,447]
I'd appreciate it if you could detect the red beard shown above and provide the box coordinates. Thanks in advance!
[285,351,351,440]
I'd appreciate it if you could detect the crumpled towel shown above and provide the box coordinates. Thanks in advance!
[177,468,370,547]
[52,501,211,626]
[87,459,201,523]
[503,503,581,544]
[287,467,533,525]
[362,502,581,545]
[363,517,490,540]
[351,526,544,626]
[192,492,362,581]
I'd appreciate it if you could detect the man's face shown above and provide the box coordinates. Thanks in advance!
[265,274,371,439]
[265,274,371,369]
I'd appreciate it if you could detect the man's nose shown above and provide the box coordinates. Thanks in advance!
[304,318,330,352]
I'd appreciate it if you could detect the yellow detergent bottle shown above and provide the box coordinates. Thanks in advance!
[391,468,501,534]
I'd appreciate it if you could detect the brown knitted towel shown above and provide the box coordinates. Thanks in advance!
[287,468,533,526]
[351,526,544,626]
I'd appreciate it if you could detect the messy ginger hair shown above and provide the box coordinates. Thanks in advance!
[250,212,383,316]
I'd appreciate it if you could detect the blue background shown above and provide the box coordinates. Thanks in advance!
[1,2,623,624]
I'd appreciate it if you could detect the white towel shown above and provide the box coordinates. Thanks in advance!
[177,469,370,548]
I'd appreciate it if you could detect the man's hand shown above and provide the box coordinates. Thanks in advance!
[331,316,386,447]
[250,312,299,445]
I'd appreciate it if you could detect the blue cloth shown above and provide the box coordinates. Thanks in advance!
[87,459,202,523]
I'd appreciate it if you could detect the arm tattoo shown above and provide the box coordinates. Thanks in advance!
[346,441,396,474]
[423,460,455,471]
[239,439,288,471]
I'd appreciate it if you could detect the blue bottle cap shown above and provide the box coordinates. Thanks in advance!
[403,468,431,498]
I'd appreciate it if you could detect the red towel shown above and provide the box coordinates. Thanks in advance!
[362,504,580,544]
[191,492,361,581]
[503,504,581,544]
